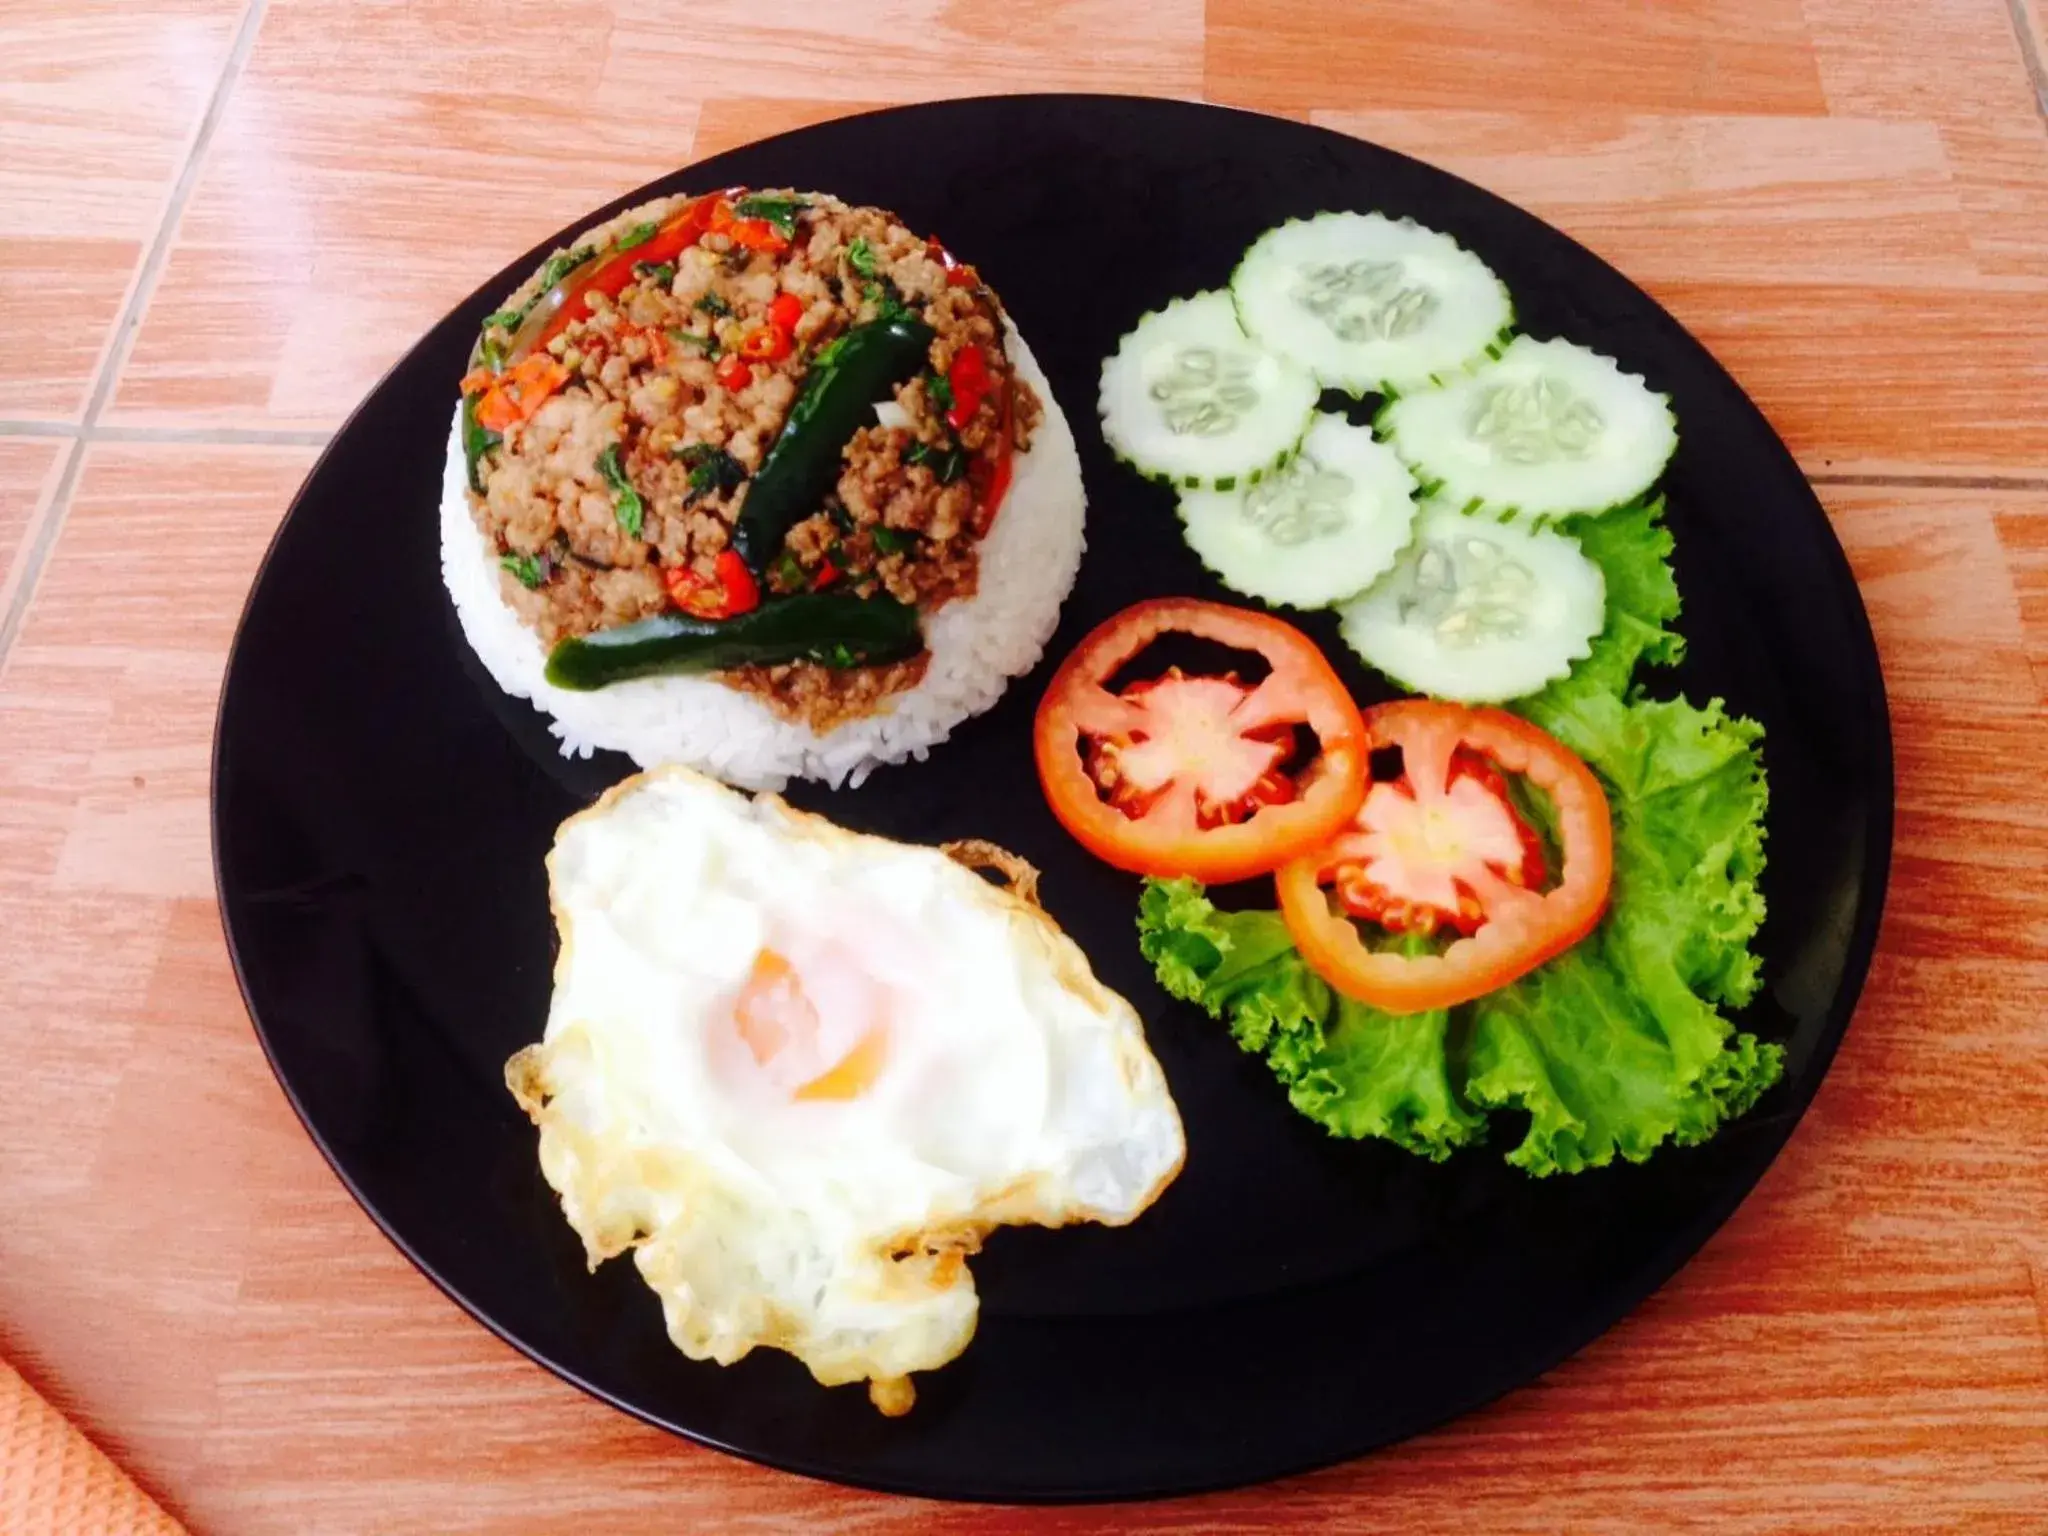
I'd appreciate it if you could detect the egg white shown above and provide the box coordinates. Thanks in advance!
[506,767,1186,1412]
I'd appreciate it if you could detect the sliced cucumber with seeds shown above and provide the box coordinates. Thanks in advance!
[1338,500,1605,703]
[1176,413,1420,609]
[1378,335,1677,521]
[1231,212,1513,395]
[1098,290,1318,490]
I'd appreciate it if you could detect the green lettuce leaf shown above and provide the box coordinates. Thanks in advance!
[1137,880,1485,1161]
[1136,497,1781,1175]
[1461,698,1776,1171]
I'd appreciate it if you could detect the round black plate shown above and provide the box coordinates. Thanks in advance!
[213,95,1891,1502]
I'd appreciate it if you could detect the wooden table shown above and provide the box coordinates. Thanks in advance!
[3,1,2046,1530]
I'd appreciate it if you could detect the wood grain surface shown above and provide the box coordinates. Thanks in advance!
[2,1,2046,1530]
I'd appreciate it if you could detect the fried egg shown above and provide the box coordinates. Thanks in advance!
[505,767,1185,1413]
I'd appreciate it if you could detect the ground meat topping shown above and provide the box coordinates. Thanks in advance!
[723,652,934,733]
[463,189,1041,728]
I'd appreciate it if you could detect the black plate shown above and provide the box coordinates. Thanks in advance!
[213,95,1891,1502]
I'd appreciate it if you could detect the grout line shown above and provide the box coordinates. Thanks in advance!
[84,0,270,429]
[0,0,271,671]
[1808,471,2048,491]
[0,440,84,666]
[0,419,335,448]
[2003,0,2048,128]
[90,424,333,448]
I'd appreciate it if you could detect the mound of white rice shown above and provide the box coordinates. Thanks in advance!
[440,329,1085,791]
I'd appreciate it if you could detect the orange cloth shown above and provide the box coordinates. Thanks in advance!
[0,1358,186,1536]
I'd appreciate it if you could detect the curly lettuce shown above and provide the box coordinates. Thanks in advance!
[1137,498,1780,1175]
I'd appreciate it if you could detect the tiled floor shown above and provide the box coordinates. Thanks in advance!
[0,0,246,421]
[4,0,2048,1529]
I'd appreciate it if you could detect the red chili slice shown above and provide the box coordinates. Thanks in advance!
[530,189,739,354]
[664,549,760,620]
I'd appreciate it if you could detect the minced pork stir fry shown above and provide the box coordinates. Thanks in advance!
[461,188,1041,729]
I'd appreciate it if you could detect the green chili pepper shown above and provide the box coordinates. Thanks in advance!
[732,315,937,573]
[544,593,921,690]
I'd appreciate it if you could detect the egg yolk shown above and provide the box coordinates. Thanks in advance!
[731,948,889,1102]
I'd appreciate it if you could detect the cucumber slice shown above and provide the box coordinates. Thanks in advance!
[1338,500,1605,702]
[1098,290,1318,490]
[1377,335,1677,521]
[1176,413,1420,609]
[1230,212,1513,395]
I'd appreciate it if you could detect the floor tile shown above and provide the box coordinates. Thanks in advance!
[1804,0,2048,279]
[1206,0,1828,116]
[0,0,245,418]
[109,0,698,431]
[603,0,1202,104]
[113,0,1204,434]
[1992,497,2048,703]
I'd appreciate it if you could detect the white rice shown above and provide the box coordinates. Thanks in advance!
[440,328,1085,791]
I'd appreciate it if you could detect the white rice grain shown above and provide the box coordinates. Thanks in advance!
[439,328,1085,791]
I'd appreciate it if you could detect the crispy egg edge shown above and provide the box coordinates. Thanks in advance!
[504,764,1188,1414]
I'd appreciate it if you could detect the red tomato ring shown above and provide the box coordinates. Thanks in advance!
[1277,700,1613,1013]
[1032,599,1370,884]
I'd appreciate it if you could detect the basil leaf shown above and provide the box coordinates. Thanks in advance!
[666,327,721,358]
[733,195,808,235]
[537,246,597,292]
[871,526,910,556]
[696,293,732,319]
[616,221,660,252]
[633,260,677,288]
[905,440,967,484]
[598,443,645,537]
[675,443,747,506]
[517,246,599,322]
[846,237,877,278]
[500,552,551,589]
[863,278,916,322]
[925,372,955,413]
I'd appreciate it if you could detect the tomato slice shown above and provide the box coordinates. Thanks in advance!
[1033,599,1369,883]
[1276,701,1612,1014]
[1087,669,1301,827]
[1326,748,1547,938]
